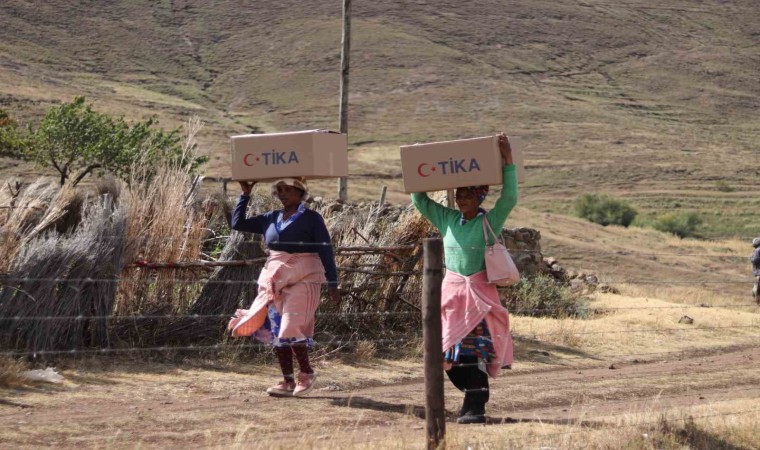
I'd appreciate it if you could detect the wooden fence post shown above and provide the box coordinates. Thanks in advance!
[422,238,445,449]
[337,0,351,202]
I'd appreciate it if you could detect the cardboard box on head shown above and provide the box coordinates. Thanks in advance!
[508,135,527,183]
[399,135,526,193]
[231,130,348,181]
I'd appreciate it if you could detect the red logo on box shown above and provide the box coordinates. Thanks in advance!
[416,158,481,177]
[243,150,300,166]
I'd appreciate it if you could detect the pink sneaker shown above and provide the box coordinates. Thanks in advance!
[293,372,317,397]
[266,379,296,397]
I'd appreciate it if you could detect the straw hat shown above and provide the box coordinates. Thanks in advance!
[270,178,309,199]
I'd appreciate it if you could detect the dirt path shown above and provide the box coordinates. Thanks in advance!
[1,346,758,448]
[332,346,760,423]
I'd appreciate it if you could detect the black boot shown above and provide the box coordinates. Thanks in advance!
[458,395,471,418]
[457,391,486,424]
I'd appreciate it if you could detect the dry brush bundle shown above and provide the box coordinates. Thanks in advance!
[312,199,433,341]
[109,118,221,345]
[116,167,209,316]
[0,177,23,228]
[116,117,210,316]
[145,233,265,346]
[0,198,126,353]
[21,182,85,242]
[123,186,278,346]
[0,180,62,273]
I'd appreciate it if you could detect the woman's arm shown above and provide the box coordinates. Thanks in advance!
[484,134,519,230]
[411,192,456,231]
[312,213,338,287]
[485,165,518,230]
[231,195,269,234]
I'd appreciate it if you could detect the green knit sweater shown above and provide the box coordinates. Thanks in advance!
[411,164,518,276]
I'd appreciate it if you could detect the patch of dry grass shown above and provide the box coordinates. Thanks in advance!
[440,399,760,450]
[206,398,760,449]
[617,283,759,309]
[0,356,28,388]
[513,292,759,359]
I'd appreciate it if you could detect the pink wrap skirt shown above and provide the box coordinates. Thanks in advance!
[228,251,326,342]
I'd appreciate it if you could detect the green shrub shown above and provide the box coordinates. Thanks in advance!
[652,212,702,238]
[715,180,735,192]
[503,275,588,318]
[574,193,638,227]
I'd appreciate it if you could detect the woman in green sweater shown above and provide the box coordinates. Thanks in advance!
[411,133,518,424]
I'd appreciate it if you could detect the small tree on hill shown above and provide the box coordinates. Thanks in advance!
[574,193,638,227]
[653,212,702,238]
[5,97,207,186]
[0,108,25,159]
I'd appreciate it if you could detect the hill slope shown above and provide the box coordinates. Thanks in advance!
[0,0,758,237]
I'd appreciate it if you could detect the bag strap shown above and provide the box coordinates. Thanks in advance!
[482,216,504,246]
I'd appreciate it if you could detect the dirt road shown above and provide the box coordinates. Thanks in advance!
[1,346,758,448]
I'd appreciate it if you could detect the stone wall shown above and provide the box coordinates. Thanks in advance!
[501,227,543,276]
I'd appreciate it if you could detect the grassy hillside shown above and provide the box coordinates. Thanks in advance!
[0,0,758,238]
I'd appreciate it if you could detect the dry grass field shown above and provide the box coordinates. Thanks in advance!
[1,0,759,448]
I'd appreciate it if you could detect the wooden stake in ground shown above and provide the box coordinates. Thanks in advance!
[337,0,351,202]
[422,238,445,448]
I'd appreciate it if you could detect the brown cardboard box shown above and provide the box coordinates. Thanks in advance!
[508,135,527,183]
[399,135,525,193]
[231,130,348,181]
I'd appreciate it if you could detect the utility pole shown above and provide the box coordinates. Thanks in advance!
[338,0,351,202]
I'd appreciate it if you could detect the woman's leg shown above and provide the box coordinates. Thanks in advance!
[266,344,297,396]
[465,363,489,415]
[274,345,295,382]
[446,363,473,416]
[292,342,316,396]
[291,342,314,374]
[446,364,471,392]
[447,355,489,422]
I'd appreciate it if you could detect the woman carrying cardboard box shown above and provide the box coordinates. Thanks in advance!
[411,133,518,424]
[228,178,340,397]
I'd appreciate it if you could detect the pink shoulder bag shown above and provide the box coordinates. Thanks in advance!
[482,217,520,286]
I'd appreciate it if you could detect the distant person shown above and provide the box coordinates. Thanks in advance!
[411,133,518,424]
[751,238,760,303]
[228,178,340,397]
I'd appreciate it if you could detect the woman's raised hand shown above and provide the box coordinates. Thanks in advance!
[239,181,256,196]
[497,132,513,165]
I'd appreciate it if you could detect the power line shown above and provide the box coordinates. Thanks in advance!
[0,338,410,358]
[3,328,757,357]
